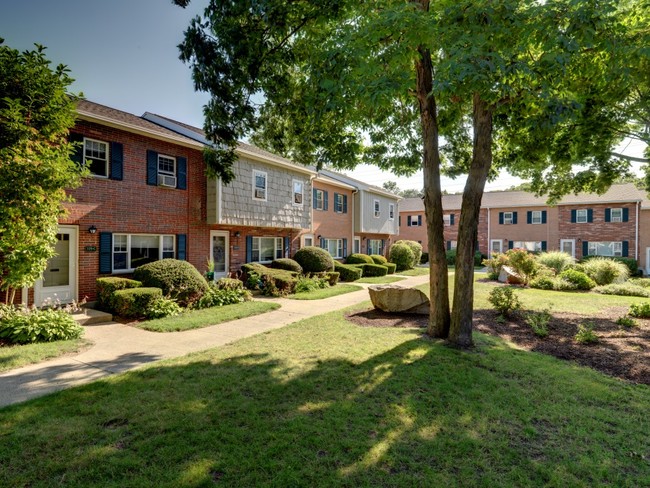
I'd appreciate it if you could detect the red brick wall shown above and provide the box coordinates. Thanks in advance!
[399,212,427,246]
[311,181,354,255]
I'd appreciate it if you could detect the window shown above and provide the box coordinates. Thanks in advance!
[353,237,361,254]
[157,154,177,187]
[389,204,395,220]
[112,234,175,272]
[448,241,457,250]
[503,212,514,225]
[334,193,344,213]
[443,215,451,226]
[253,170,267,201]
[531,211,542,224]
[293,180,303,206]
[513,241,543,252]
[408,215,422,227]
[374,199,380,218]
[324,238,344,258]
[252,237,282,262]
[83,138,109,177]
[314,189,324,210]
[302,234,313,247]
[610,208,623,222]
[368,239,382,255]
[576,209,588,223]
[588,241,622,257]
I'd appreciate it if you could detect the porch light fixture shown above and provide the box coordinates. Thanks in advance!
[234,231,241,238]
[317,235,322,240]
[88,225,97,234]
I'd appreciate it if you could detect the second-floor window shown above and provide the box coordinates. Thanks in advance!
[407,215,422,227]
[610,208,623,222]
[314,189,324,210]
[531,211,542,224]
[84,138,109,177]
[576,209,588,223]
[157,155,176,187]
[374,200,380,218]
[335,193,344,213]
[253,170,267,201]
[503,212,514,225]
[293,180,303,206]
[389,204,395,220]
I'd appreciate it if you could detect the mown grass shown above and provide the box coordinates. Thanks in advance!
[397,267,430,276]
[290,284,363,300]
[0,338,92,373]
[135,301,280,332]
[0,307,648,487]
[356,276,407,284]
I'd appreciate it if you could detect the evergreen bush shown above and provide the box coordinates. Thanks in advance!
[293,246,335,273]
[133,259,208,306]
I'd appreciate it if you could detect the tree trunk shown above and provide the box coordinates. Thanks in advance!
[415,45,450,338]
[449,93,493,347]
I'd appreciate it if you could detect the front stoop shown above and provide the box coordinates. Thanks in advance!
[73,308,113,326]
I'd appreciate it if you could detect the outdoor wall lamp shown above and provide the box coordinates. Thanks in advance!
[317,235,322,240]
[234,231,241,238]
[88,225,97,234]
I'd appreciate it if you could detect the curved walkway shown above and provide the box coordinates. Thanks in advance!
[0,274,429,408]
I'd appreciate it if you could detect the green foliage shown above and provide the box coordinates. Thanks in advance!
[133,259,208,307]
[615,316,637,328]
[420,253,429,264]
[581,258,630,286]
[241,263,298,296]
[0,41,85,297]
[594,283,650,298]
[389,243,415,272]
[346,254,374,265]
[295,276,328,294]
[474,252,485,267]
[0,306,83,344]
[575,323,599,345]
[559,269,596,290]
[369,254,388,265]
[629,302,650,318]
[112,288,163,318]
[446,249,457,266]
[529,275,579,292]
[96,277,143,312]
[271,258,303,274]
[536,252,574,275]
[483,253,508,280]
[629,278,650,288]
[197,284,252,309]
[505,249,539,285]
[361,264,389,277]
[612,257,639,277]
[146,297,183,320]
[524,310,551,338]
[384,263,397,275]
[293,246,335,274]
[215,277,244,291]
[394,240,422,268]
[488,287,521,318]
[334,262,363,282]
[326,272,340,286]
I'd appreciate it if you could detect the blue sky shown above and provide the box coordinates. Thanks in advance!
[1,1,645,193]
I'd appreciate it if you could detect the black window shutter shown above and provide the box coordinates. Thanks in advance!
[450,214,455,226]
[499,212,504,225]
[527,211,532,224]
[398,216,401,226]
[333,192,339,211]
[418,215,422,226]
[69,133,84,167]
[582,241,589,257]
[605,208,611,222]
[407,215,412,226]
[323,191,329,211]
[99,232,112,274]
[508,240,514,250]
[447,240,451,251]
[571,210,577,223]
[512,212,518,224]
[284,236,290,258]
[622,241,629,257]
[342,238,348,258]
[313,188,318,209]
[380,239,385,255]
[343,195,348,214]
[541,241,547,251]
[246,236,253,262]
[177,156,187,190]
[587,209,593,223]
[146,150,158,185]
[177,234,187,260]
[542,211,547,224]
[320,237,326,249]
[623,208,629,222]
[110,142,123,180]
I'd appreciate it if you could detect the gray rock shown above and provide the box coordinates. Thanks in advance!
[498,265,523,284]
[368,285,430,315]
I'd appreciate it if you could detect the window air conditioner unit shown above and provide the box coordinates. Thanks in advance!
[158,174,177,188]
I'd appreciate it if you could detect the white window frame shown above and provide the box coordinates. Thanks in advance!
[314,189,324,210]
[158,154,176,177]
[324,238,344,259]
[112,234,175,273]
[531,211,542,224]
[576,209,588,224]
[490,239,503,254]
[368,239,382,255]
[449,241,457,250]
[353,237,361,254]
[253,170,268,201]
[251,236,282,263]
[83,137,109,178]
[292,180,303,206]
[443,215,451,227]
[373,199,380,218]
[301,233,314,248]
[513,241,543,252]
[389,203,395,220]
[610,208,623,223]
[588,241,622,257]
[503,211,514,225]
[334,193,344,213]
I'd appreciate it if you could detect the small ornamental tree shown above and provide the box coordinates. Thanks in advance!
[0,40,84,303]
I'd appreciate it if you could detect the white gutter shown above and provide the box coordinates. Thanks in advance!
[351,188,358,250]
[636,200,640,261]
[486,208,490,253]
[359,191,365,233]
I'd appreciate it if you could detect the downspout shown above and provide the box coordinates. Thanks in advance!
[636,200,640,262]
[486,208,490,253]
[351,188,358,253]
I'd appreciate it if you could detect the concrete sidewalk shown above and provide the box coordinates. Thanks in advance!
[0,274,429,408]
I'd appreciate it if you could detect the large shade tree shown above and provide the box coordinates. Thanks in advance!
[174,0,636,346]
[0,40,84,303]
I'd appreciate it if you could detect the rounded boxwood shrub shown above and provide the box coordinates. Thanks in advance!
[133,259,208,306]
[559,269,596,290]
[326,272,340,286]
[271,258,303,274]
[96,277,142,312]
[389,242,415,271]
[384,262,397,274]
[394,240,422,267]
[363,263,389,277]
[346,253,374,265]
[370,254,388,265]
[293,246,335,273]
[112,287,163,318]
[334,261,363,282]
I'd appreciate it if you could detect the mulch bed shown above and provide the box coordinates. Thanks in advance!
[346,307,650,385]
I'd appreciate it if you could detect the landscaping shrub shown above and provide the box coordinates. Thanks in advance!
[629,302,650,318]
[536,251,574,275]
[616,316,637,328]
[112,287,163,318]
[295,276,328,293]
[146,297,183,319]
[524,309,551,338]
[96,277,142,312]
[559,269,596,290]
[293,246,335,273]
[197,284,252,308]
[215,277,244,291]
[629,278,650,288]
[362,263,389,277]
[529,276,556,290]
[551,278,580,291]
[394,240,423,266]
[575,322,599,344]
[370,254,388,265]
[326,272,340,286]
[0,307,83,344]
[506,248,539,285]
[271,258,303,274]
[446,249,457,266]
[488,287,521,318]
[389,242,415,271]
[384,263,397,274]
[346,253,374,265]
[420,252,429,264]
[594,283,650,298]
[241,263,298,295]
[483,252,508,280]
[133,259,208,306]
[612,257,639,277]
[474,252,485,267]
[334,261,363,282]
[581,257,629,286]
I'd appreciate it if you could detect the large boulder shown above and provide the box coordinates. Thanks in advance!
[368,285,430,315]
[498,265,524,285]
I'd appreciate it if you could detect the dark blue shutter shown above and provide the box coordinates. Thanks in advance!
[398,216,401,226]
[605,208,611,222]
[418,215,422,226]
[110,142,123,181]
[407,215,412,226]
[284,236,290,258]
[69,133,84,166]
[177,156,187,190]
[571,210,577,223]
[450,214,455,226]
[541,241,547,251]
[146,150,158,185]
[380,239,385,255]
[527,211,532,224]
[542,211,547,224]
[176,234,187,260]
[99,232,112,274]
[512,212,518,224]
[499,212,504,225]
[622,241,629,257]
[313,188,318,209]
[343,195,348,214]
[342,238,348,258]
[323,191,329,211]
[508,240,514,250]
[623,208,629,222]
[582,241,589,257]
[333,193,339,211]
[246,236,253,262]
[447,241,451,251]
[320,237,326,249]
[587,209,593,223]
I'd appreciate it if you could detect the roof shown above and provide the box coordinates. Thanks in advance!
[319,168,401,200]
[399,183,650,212]
[313,174,357,191]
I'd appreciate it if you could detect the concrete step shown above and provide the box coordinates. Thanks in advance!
[73,308,113,326]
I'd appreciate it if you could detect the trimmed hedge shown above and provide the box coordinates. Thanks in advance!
[384,263,397,274]
[133,259,208,306]
[389,242,415,271]
[113,287,163,318]
[594,283,650,297]
[346,253,374,265]
[370,254,388,265]
[96,277,142,312]
[394,240,422,267]
[326,272,340,286]
[271,258,303,274]
[363,263,389,277]
[558,269,596,290]
[242,263,298,295]
[334,261,363,282]
[293,246,335,273]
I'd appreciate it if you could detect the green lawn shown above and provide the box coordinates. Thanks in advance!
[356,276,407,284]
[397,267,430,276]
[290,284,362,300]
[1,307,648,487]
[136,301,280,332]
[0,338,91,373]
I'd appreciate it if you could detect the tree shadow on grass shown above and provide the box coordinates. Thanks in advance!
[0,339,649,487]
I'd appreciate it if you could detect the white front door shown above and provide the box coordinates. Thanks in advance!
[490,239,503,254]
[561,239,575,258]
[210,230,229,279]
[34,225,78,306]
